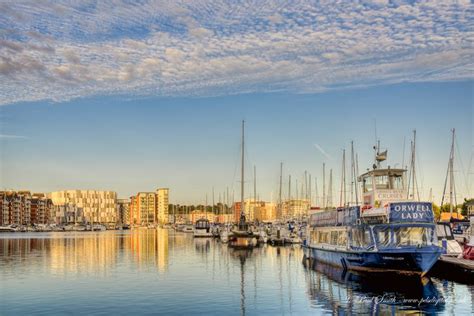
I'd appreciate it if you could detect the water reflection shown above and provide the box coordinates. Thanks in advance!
[129,229,169,272]
[229,248,254,316]
[304,259,447,314]
[0,230,472,315]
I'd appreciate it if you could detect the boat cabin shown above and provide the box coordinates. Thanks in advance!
[195,218,211,231]
[358,168,407,209]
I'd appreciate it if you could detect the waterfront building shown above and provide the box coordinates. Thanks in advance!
[52,204,84,225]
[49,190,117,225]
[130,188,170,225]
[214,214,234,223]
[130,195,138,225]
[281,199,310,220]
[232,200,278,222]
[156,188,169,225]
[253,202,277,222]
[189,210,214,223]
[0,191,31,225]
[117,199,130,225]
[135,192,156,225]
[30,193,54,224]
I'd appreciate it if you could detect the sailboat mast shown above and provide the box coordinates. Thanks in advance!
[449,129,455,216]
[278,162,283,219]
[254,165,257,203]
[241,120,245,217]
[308,173,312,206]
[288,175,291,200]
[322,163,326,209]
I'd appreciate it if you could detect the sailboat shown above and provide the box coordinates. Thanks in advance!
[228,121,259,249]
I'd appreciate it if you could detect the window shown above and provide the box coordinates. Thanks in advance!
[374,175,389,189]
[363,176,373,192]
[337,231,347,246]
[375,226,391,247]
[350,227,373,248]
[390,175,404,190]
[393,227,434,247]
[330,231,338,245]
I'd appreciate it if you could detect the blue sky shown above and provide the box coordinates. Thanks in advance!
[0,1,473,204]
[1,81,472,204]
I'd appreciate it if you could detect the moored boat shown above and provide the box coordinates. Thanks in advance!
[303,160,442,276]
[193,218,213,237]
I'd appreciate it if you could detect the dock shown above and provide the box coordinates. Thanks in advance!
[429,255,474,284]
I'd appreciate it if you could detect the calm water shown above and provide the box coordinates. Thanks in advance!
[1,229,473,315]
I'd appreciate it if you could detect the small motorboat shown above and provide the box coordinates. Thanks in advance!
[193,219,213,238]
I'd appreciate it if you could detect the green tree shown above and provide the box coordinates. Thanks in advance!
[432,203,441,221]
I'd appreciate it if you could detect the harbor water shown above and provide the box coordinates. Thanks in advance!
[1,229,472,315]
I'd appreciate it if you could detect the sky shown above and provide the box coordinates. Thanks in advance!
[0,0,473,204]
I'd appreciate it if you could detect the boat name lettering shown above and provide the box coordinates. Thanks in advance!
[389,202,434,223]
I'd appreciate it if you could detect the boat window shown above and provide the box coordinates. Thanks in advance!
[393,226,435,247]
[436,225,448,239]
[375,226,391,247]
[337,230,347,246]
[330,231,338,245]
[390,175,404,190]
[318,231,330,244]
[362,176,373,193]
[350,227,373,248]
[374,175,389,190]
[310,231,318,244]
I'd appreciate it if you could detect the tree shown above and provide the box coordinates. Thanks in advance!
[462,198,474,217]
[432,203,441,221]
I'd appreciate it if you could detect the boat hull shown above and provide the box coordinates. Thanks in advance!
[303,245,441,275]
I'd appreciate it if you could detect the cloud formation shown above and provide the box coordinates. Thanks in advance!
[0,0,472,105]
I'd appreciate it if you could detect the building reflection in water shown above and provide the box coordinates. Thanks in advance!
[0,229,170,277]
[303,259,446,314]
[129,228,169,272]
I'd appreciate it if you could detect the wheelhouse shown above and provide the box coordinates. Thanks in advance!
[195,218,210,230]
[358,168,407,208]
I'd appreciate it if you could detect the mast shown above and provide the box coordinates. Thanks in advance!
[278,162,283,220]
[254,165,257,203]
[308,173,312,207]
[340,149,346,207]
[355,153,360,205]
[240,120,245,219]
[304,171,308,200]
[327,169,333,208]
[407,130,420,201]
[288,175,291,201]
[315,177,319,207]
[441,129,456,217]
[322,163,326,209]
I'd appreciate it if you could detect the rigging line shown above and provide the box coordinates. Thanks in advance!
[454,135,469,198]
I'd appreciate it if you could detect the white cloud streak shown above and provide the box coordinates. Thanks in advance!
[0,134,28,139]
[0,0,472,105]
[314,143,331,160]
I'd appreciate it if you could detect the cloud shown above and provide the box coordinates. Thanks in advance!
[0,0,472,105]
[0,134,28,139]
[314,143,331,160]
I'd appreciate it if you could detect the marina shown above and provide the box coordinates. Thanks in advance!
[1,229,473,315]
